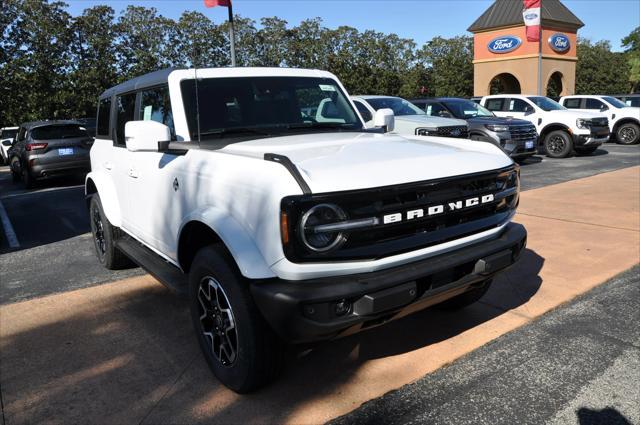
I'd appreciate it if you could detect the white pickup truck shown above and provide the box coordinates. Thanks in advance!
[481,95,610,158]
[87,67,526,392]
[559,95,640,145]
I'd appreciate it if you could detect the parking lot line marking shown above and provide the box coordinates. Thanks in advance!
[0,184,84,200]
[0,199,20,248]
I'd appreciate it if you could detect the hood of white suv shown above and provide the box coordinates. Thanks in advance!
[220,132,511,193]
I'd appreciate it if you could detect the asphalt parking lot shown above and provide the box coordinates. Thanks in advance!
[0,143,639,424]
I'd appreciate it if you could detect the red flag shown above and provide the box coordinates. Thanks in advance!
[204,0,230,7]
[523,0,541,42]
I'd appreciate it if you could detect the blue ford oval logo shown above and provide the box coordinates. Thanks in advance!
[525,13,538,20]
[488,36,522,54]
[549,33,570,52]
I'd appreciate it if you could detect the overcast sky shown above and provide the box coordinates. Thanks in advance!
[64,0,639,51]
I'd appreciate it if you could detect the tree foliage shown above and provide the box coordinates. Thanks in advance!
[0,1,637,127]
[576,38,630,95]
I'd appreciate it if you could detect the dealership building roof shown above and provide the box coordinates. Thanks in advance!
[468,0,584,33]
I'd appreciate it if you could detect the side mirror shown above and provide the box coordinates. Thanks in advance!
[438,110,453,118]
[125,121,170,152]
[525,106,534,115]
[600,105,609,112]
[374,108,395,133]
[2,140,12,147]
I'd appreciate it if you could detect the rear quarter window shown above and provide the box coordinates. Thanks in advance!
[97,98,112,137]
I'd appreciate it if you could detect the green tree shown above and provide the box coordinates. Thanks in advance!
[418,36,473,97]
[622,27,640,92]
[576,38,629,94]
[66,5,120,118]
[169,11,226,68]
[1,0,73,123]
[116,6,176,80]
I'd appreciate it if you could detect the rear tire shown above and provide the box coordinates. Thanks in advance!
[189,245,284,393]
[437,279,493,310]
[89,194,133,270]
[10,157,21,183]
[22,165,35,189]
[616,122,640,145]
[543,130,573,158]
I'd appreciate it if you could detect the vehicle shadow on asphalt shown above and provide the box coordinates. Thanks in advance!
[0,174,90,252]
[577,407,633,425]
[0,249,544,424]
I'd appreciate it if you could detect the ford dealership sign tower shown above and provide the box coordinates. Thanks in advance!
[468,0,584,97]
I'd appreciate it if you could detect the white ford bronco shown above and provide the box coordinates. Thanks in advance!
[87,67,526,392]
[481,94,610,158]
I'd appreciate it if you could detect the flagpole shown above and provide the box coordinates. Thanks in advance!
[228,1,237,67]
[537,0,542,95]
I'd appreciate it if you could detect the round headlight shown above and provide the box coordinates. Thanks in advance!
[299,203,347,252]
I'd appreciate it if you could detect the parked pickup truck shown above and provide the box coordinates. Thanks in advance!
[481,95,609,158]
[559,95,640,145]
[87,67,526,392]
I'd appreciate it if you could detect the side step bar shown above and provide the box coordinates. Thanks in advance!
[116,237,189,296]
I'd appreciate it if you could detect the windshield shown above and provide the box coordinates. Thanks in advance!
[602,96,628,109]
[180,76,362,140]
[527,96,566,111]
[0,129,18,140]
[442,99,495,119]
[31,125,88,140]
[365,97,425,116]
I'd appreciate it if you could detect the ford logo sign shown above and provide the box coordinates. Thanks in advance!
[488,36,522,54]
[548,33,570,53]
[524,13,538,20]
[451,129,461,136]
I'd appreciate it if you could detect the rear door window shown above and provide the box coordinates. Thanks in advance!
[139,86,175,139]
[563,98,582,109]
[485,98,505,111]
[115,93,137,146]
[97,98,112,137]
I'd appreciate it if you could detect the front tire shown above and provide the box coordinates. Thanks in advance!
[189,245,284,393]
[89,194,132,270]
[616,122,640,145]
[543,130,573,158]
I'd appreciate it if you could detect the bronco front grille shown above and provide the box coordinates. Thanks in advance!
[281,166,520,262]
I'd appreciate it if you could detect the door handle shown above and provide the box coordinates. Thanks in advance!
[128,168,138,178]
[103,161,113,170]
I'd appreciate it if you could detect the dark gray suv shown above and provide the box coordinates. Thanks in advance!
[9,120,93,188]
[411,98,538,161]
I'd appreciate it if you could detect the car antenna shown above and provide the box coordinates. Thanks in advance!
[194,65,202,148]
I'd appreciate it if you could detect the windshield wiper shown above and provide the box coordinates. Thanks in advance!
[199,127,273,138]
[286,122,357,130]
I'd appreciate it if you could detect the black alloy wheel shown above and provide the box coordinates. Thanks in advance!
[544,130,573,158]
[616,123,640,145]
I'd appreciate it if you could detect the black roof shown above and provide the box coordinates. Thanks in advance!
[19,120,82,130]
[468,0,584,32]
[99,68,179,99]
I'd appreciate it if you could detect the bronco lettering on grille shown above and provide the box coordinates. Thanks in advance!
[382,194,495,225]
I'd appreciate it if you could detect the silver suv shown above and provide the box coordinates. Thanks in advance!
[10,120,93,187]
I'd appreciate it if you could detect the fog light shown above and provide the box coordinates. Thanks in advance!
[334,299,351,316]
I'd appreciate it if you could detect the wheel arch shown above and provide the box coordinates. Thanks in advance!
[612,117,640,133]
[177,211,275,280]
[539,123,571,145]
[84,172,123,227]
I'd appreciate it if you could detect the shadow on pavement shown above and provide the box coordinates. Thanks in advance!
[0,249,544,424]
[577,407,633,425]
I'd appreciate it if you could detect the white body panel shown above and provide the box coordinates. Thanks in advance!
[88,68,514,281]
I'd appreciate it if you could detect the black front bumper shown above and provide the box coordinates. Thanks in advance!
[251,223,527,344]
